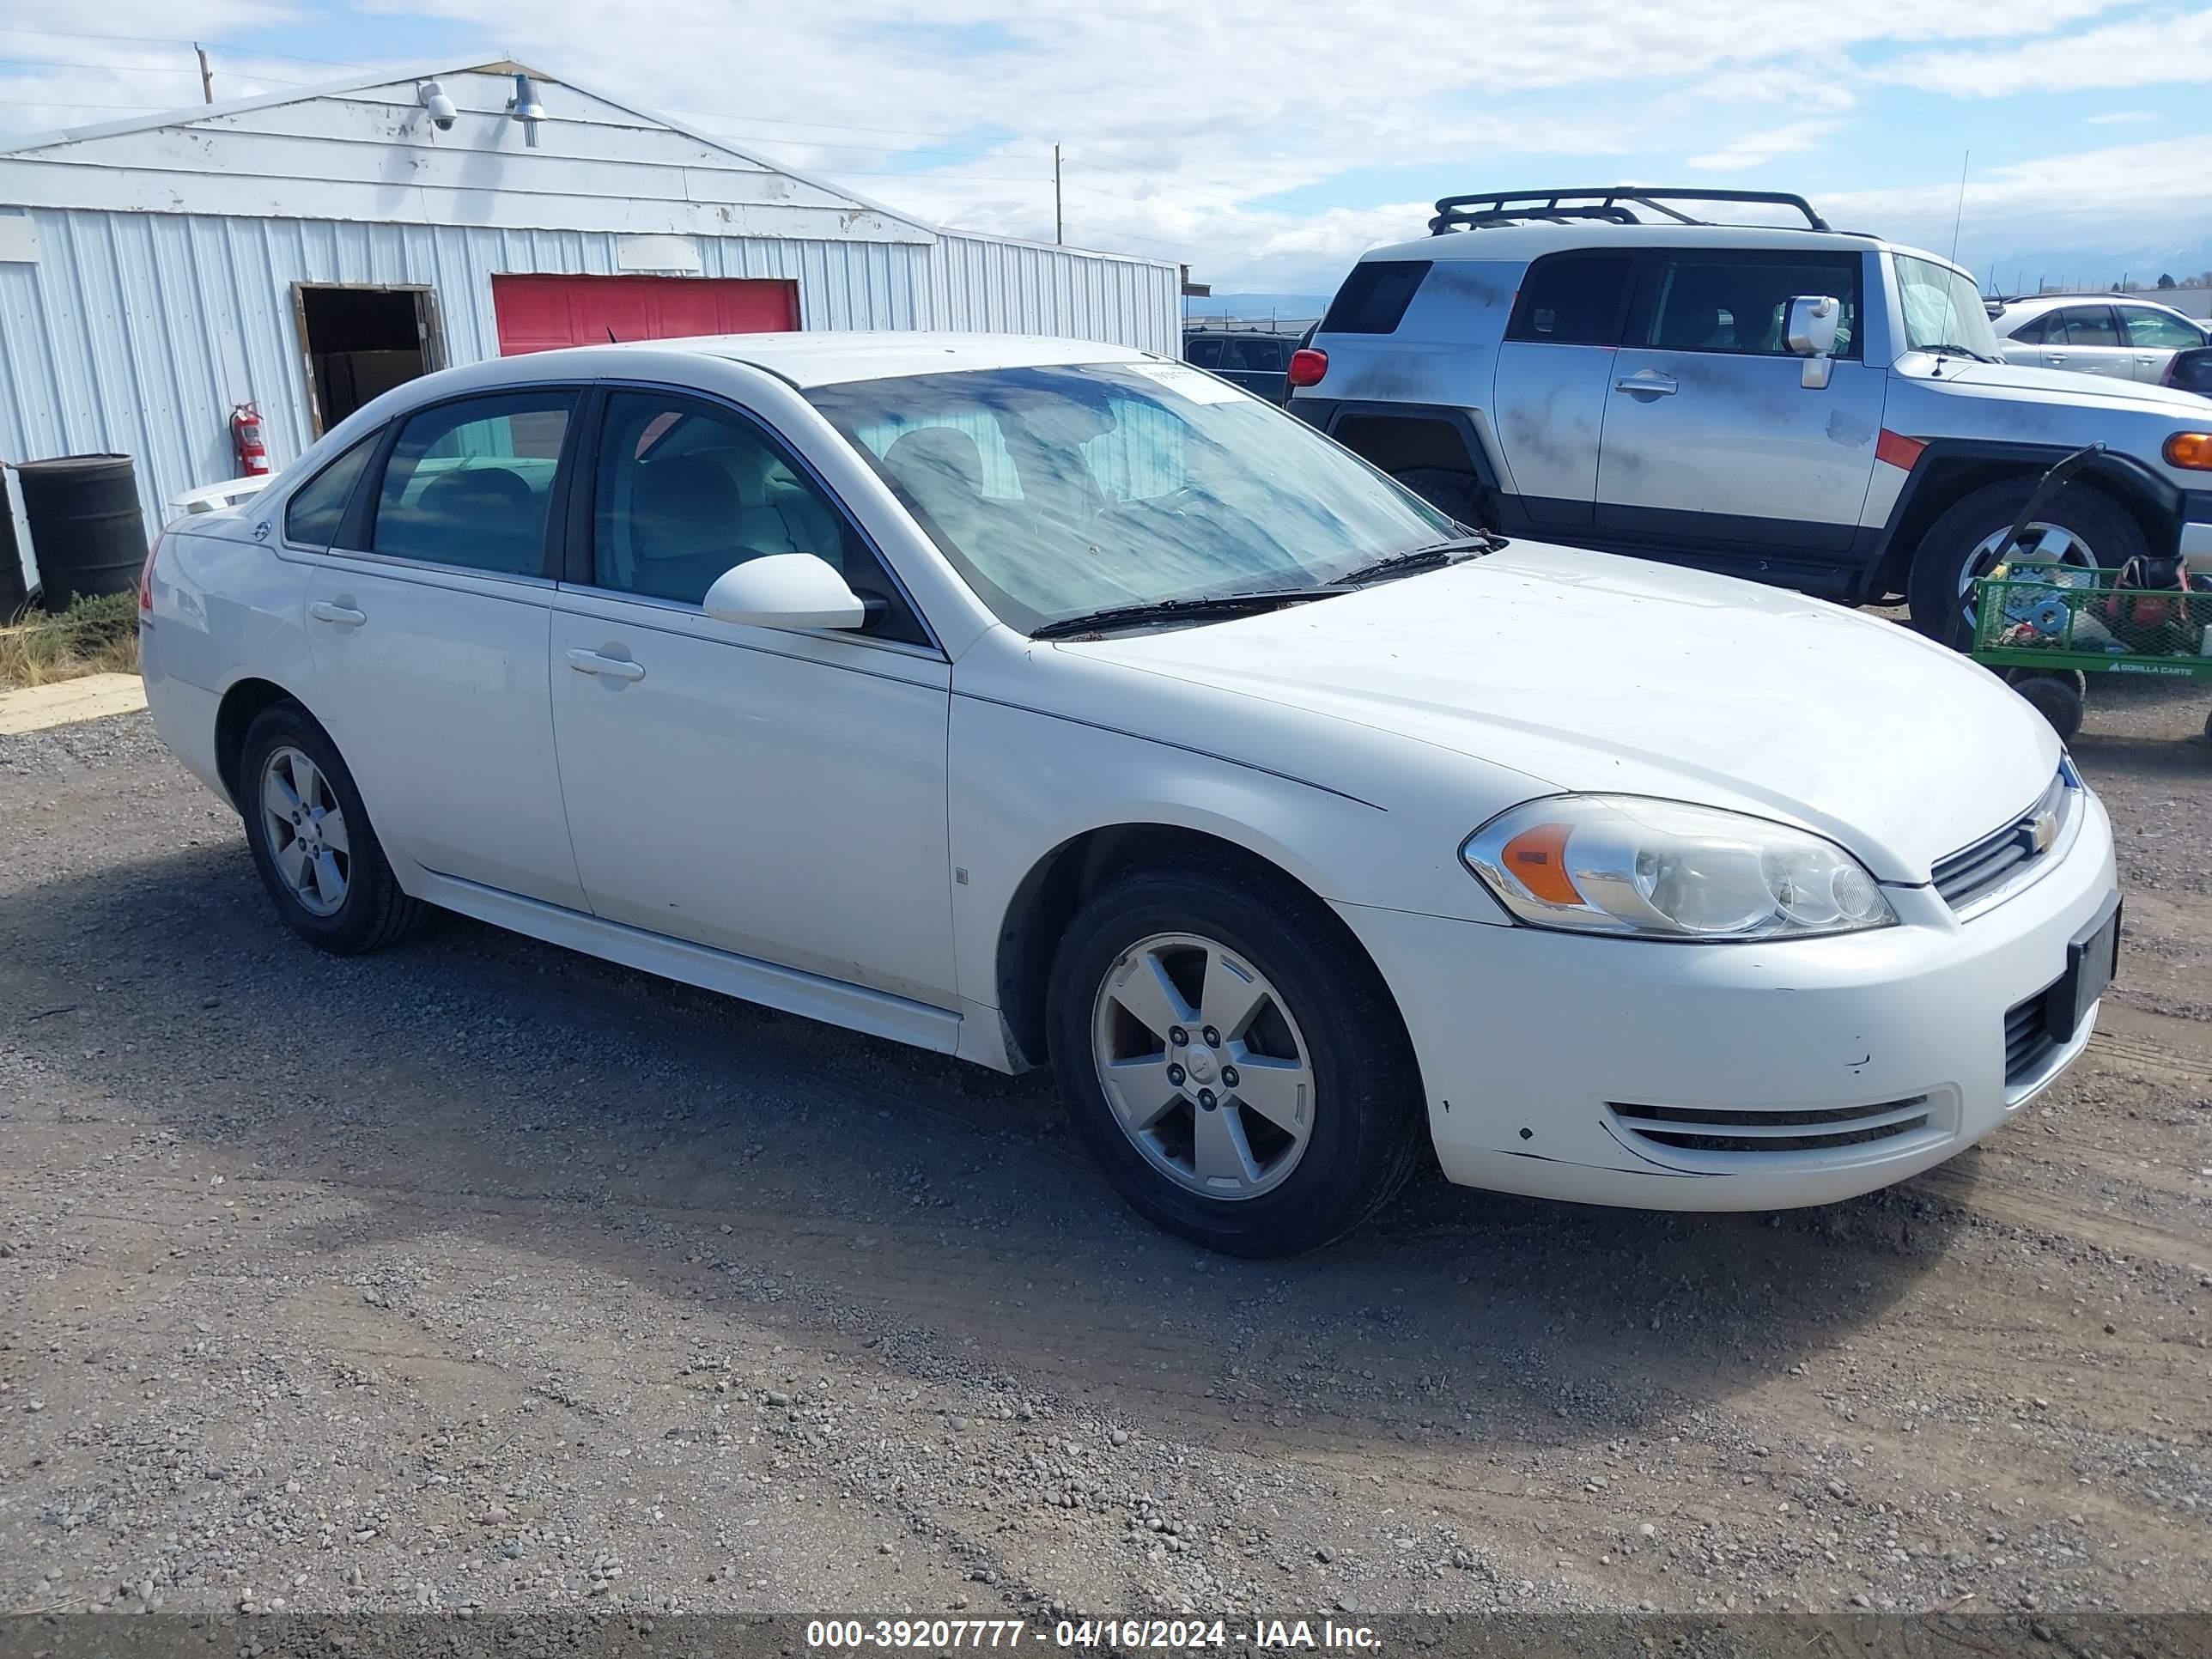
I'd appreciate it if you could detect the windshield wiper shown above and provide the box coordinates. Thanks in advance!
[1917,343,1997,365]
[1030,587,1346,641]
[1334,533,1501,587]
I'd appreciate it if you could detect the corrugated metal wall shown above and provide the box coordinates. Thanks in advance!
[925,233,1180,356]
[0,205,1178,560]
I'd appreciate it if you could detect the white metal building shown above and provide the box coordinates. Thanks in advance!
[0,58,1181,560]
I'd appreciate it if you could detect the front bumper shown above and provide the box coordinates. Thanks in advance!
[1336,787,2118,1211]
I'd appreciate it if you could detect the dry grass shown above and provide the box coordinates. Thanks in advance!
[0,593,141,690]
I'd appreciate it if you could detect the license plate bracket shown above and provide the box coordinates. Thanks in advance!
[2043,891,2122,1045]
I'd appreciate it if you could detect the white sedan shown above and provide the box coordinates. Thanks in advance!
[139,333,2121,1256]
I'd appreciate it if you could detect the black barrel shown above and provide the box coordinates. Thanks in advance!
[0,482,26,617]
[17,454,147,609]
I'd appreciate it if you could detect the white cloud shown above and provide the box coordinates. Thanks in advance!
[1880,9,2212,96]
[2084,108,2156,123]
[1693,65,1858,112]
[1686,118,1843,173]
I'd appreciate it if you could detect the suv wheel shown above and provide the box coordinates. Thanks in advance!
[1389,468,1491,530]
[1909,477,2146,648]
[239,702,428,955]
[1045,858,1425,1257]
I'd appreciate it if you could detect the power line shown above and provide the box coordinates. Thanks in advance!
[0,55,316,86]
[0,27,374,71]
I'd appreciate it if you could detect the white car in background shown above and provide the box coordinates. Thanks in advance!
[139,334,2120,1255]
[1990,293,2211,384]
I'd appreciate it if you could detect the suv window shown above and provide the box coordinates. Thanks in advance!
[1218,337,1291,372]
[2053,307,2120,347]
[1644,253,1860,357]
[1322,261,1431,334]
[1183,337,1223,368]
[284,433,376,547]
[592,391,927,645]
[1506,253,1631,346]
[2121,306,2204,349]
[371,392,574,576]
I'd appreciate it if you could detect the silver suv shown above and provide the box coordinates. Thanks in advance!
[1988,292,2209,385]
[1290,187,2212,642]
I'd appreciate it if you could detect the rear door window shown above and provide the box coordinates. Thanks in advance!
[1183,337,1224,368]
[2054,307,2121,347]
[1506,253,1632,346]
[283,433,377,548]
[369,392,575,577]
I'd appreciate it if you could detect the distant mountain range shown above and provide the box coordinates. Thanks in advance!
[1183,292,1332,322]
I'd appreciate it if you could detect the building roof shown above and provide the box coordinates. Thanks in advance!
[0,58,941,242]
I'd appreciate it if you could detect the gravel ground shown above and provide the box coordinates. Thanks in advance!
[1,687,2208,1623]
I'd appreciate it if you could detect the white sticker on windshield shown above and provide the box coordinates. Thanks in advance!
[1131,362,1249,405]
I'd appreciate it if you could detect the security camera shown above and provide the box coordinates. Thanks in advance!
[418,82,457,131]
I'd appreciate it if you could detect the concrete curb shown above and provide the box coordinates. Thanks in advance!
[0,672,148,736]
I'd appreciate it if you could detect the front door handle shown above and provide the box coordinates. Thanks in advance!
[2046,352,2068,364]
[308,601,366,626]
[566,647,645,683]
[1614,370,1678,397]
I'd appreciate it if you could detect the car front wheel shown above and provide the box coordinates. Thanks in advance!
[239,702,428,955]
[1045,859,1425,1256]
[1908,477,2146,648]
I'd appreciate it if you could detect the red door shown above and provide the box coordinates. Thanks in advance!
[491,275,799,356]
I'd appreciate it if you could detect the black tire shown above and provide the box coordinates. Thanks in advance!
[1389,467,1491,531]
[1044,856,1425,1256]
[1908,477,2147,648]
[2002,666,2087,700]
[2013,674,2085,742]
[239,702,428,955]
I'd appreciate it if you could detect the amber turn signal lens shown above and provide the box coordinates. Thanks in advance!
[2165,432,2212,470]
[1499,822,1580,906]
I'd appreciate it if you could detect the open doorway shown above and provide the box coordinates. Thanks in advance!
[293,284,444,435]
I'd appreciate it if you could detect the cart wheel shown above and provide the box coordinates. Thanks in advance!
[2203,708,2212,750]
[2014,674,2084,741]
[2002,666,2087,699]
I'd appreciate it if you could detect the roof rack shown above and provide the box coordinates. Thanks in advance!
[1428,187,1831,237]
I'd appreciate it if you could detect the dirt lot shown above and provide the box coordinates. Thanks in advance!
[2,682,2208,1624]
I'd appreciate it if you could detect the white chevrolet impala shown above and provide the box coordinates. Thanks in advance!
[140,334,2121,1255]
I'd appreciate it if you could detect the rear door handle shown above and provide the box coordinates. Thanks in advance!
[2046,352,2068,364]
[566,648,645,683]
[308,601,365,626]
[1614,370,1678,397]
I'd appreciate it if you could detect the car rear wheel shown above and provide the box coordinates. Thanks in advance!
[239,702,428,955]
[1045,858,1425,1256]
[1909,477,2146,648]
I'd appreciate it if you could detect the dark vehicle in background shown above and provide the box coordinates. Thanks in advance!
[2165,346,2212,398]
[1183,327,1301,404]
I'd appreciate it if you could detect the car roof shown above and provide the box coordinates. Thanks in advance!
[1354,221,1955,271]
[445,331,1158,391]
[1995,293,2191,315]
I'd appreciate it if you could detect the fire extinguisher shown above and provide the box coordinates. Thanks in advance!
[231,402,270,477]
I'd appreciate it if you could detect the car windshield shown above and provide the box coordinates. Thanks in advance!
[1894,255,2001,359]
[805,361,1455,635]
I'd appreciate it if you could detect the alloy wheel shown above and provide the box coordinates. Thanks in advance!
[1958,520,2097,633]
[259,745,351,917]
[1090,932,1316,1200]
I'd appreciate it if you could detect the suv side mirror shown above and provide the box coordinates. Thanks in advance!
[702,554,867,630]
[1786,295,1841,388]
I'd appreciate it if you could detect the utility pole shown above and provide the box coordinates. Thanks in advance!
[1948,149,1968,264]
[1053,143,1063,246]
[196,44,214,105]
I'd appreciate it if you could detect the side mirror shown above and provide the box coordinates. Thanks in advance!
[1786,295,1842,389]
[702,554,867,631]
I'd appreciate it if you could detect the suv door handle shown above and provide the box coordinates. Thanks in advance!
[566,647,645,683]
[308,601,366,626]
[1614,370,1677,397]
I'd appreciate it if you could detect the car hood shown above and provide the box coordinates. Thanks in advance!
[1905,354,2212,415]
[1064,545,2060,882]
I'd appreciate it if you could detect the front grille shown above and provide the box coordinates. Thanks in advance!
[2004,986,2061,1085]
[1606,1097,1935,1157]
[1931,769,2073,912]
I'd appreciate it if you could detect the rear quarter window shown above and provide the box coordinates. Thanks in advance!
[1321,261,1432,334]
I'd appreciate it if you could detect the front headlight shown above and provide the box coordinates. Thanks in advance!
[1461,796,1896,941]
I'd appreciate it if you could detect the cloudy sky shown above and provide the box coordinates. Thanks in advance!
[5,3,2210,298]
